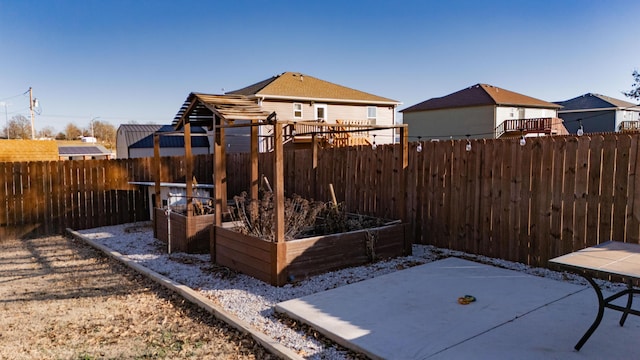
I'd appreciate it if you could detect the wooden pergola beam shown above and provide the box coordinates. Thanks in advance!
[272,118,287,286]
[250,119,259,200]
[173,94,201,130]
[214,115,224,226]
[184,121,193,215]
[398,125,408,221]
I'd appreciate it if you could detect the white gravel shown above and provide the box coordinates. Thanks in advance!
[78,222,625,359]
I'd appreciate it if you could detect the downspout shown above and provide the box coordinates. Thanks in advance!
[393,105,397,143]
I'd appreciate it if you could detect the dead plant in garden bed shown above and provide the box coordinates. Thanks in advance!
[228,191,324,241]
[227,191,392,242]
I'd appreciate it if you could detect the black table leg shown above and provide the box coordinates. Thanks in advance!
[575,275,605,351]
[620,279,633,326]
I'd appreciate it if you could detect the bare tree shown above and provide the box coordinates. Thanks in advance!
[91,120,117,148]
[64,123,82,140]
[623,70,640,101]
[3,115,32,139]
[37,126,55,139]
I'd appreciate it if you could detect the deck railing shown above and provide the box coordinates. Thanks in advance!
[619,121,640,132]
[495,118,553,138]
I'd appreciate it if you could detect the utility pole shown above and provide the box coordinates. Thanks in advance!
[29,87,35,139]
[1,101,8,139]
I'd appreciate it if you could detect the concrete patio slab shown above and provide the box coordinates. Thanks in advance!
[276,257,639,359]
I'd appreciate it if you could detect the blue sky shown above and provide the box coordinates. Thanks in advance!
[1,0,639,134]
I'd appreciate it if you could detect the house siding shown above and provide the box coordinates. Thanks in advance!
[559,110,615,134]
[260,100,396,144]
[403,106,495,140]
[615,109,640,130]
[495,106,558,132]
[224,125,251,153]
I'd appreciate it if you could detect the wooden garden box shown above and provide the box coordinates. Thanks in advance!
[154,208,213,254]
[212,221,412,286]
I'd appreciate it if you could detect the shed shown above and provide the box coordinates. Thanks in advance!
[130,125,210,159]
[116,124,162,158]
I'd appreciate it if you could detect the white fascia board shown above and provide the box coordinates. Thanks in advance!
[558,107,619,113]
[255,94,401,106]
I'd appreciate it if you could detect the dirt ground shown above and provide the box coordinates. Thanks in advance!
[0,235,278,360]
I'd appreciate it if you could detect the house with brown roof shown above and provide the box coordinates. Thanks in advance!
[227,72,401,149]
[401,84,567,140]
[554,93,640,134]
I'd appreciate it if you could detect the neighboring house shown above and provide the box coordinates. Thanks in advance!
[127,125,210,159]
[401,83,567,140]
[0,139,58,162]
[225,71,401,150]
[58,144,113,160]
[554,93,640,134]
[116,124,162,159]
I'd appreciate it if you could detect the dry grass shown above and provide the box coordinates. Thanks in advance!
[0,235,277,360]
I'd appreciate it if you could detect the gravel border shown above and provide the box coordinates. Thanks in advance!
[72,222,627,359]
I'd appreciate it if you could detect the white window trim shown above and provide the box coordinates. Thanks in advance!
[367,106,377,119]
[314,104,328,121]
[293,103,303,119]
[367,106,377,125]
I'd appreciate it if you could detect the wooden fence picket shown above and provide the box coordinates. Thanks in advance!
[613,135,632,242]
[3,134,640,271]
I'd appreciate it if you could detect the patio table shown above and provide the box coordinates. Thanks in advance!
[549,241,640,350]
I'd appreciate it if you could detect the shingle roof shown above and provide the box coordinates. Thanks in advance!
[554,93,640,112]
[0,139,59,162]
[401,84,562,113]
[227,72,400,105]
[117,124,163,148]
[130,125,209,149]
[58,145,112,156]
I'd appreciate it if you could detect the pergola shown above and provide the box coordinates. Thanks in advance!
[156,93,272,225]
[154,92,409,284]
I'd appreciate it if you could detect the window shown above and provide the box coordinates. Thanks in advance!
[293,103,302,119]
[367,106,377,122]
[315,104,327,121]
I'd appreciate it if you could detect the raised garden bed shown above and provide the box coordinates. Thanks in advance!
[212,219,411,286]
[154,208,213,254]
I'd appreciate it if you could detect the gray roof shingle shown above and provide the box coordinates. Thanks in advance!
[555,93,640,112]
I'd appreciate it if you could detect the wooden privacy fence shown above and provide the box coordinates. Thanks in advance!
[0,155,215,240]
[224,133,640,268]
[406,134,640,267]
[3,134,640,271]
[0,159,148,239]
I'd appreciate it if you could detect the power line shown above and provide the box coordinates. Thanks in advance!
[0,90,29,103]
